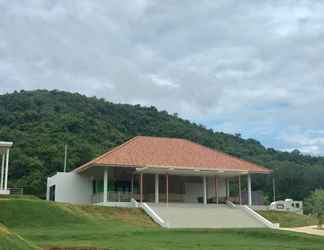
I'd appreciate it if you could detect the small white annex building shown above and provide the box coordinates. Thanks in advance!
[0,141,13,195]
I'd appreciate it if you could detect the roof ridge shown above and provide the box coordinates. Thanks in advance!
[136,135,182,140]
[181,138,271,172]
[73,136,140,172]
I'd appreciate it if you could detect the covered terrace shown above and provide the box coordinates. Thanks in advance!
[74,136,272,206]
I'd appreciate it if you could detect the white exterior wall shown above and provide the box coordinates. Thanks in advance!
[207,177,226,199]
[183,177,227,203]
[184,183,202,203]
[47,172,92,204]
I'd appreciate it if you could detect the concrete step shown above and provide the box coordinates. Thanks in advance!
[146,203,266,228]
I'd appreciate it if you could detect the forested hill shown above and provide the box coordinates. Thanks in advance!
[1,90,324,200]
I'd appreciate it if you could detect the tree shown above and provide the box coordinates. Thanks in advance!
[305,189,324,228]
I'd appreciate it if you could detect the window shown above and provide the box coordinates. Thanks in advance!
[92,180,97,194]
[276,204,284,209]
[115,181,131,192]
[93,180,104,194]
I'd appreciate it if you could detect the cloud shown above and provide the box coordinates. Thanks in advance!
[149,74,179,88]
[1,0,324,154]
[279,129,324,155]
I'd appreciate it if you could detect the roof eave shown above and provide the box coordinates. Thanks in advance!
[74,162,272,175]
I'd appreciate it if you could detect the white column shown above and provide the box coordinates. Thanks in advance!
[203,176,207,205]
[226,178,230,199]
[103,168,108,203]
[166,174,168,206]
[247,174,252,206]
[140,173,143,203]
[214,176,218,206]
[155,174,159,203]
[131,175,134,194]
[4,148,9,190]
[0,153,5,190]
[272,177,276,202]
[238,176,242,205]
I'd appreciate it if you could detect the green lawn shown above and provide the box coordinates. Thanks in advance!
[257,210,318,228]
[0,224,39,250]
[0,194,40,200]
[1,199,324,250]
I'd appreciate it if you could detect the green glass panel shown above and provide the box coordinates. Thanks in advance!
[133,184,139,193]
[96,180,104,193]
[108,182,114,191]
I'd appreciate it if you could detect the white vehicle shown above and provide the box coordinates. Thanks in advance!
[269,199,303,214]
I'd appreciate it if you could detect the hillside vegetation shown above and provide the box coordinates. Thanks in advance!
[1,90,324,199]
[1,198,324,250]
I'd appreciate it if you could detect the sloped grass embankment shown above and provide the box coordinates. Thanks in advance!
[1,198,324,250]
[257,210,318,228]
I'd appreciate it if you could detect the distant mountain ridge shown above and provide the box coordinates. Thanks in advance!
[0,89,323,199]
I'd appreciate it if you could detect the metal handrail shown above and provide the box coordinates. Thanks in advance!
[91,191,136,203]
[8,187,24,195]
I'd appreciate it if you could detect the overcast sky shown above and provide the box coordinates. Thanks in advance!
[1,0,324,155]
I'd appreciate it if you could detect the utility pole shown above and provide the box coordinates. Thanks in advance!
[64,144,68,172]
[272,177,276,202]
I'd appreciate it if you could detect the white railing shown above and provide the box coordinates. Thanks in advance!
[226,200,236,208]
[108,191,133,202]
[131,198,139,208]
[141,202,169,228]
[91,191,137,203]
[92,192,103,203]
[8,188,24,195]
[242,205,280,229]
[145,193,185,203]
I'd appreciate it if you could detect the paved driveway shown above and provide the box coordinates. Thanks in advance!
[281,225,324,237]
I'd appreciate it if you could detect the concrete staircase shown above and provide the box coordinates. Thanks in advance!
[146,203,268,228]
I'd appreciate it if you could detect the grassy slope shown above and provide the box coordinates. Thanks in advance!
[0,224,39,250]
[1,199,324,250]
[0,195,40,200]
[258,210,318,228]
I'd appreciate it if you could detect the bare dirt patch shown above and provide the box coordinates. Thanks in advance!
[0,224,11,235]
[281,225,324,237]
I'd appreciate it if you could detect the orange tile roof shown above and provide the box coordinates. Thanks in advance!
[74,136,271,174]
